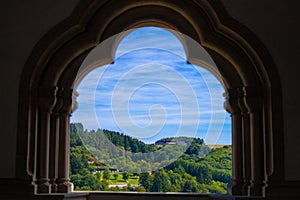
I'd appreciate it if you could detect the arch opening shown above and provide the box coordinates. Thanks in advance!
[70,26,232,193]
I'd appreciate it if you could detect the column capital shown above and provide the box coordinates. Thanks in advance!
[38,86,58,113]
[236,87,248,113]
[60,88,74,115]
[224,88,241,114]
[71,91,79,113]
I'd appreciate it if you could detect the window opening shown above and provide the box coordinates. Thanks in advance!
[70,26,232,194]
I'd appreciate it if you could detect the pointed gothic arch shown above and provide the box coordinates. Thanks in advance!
[17,0,283,198]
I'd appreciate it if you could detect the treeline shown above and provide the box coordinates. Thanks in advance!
[76,127,193,172]
[102,129,157,153]
[69,123,232,193]
[155,137,203,144]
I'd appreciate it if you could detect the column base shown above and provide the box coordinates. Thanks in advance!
[228,180,244,195]
[241,181,250,195]
[50,180,58,193]
[36,180,51,194]
[57,180,73,193]
[249,181,265,196]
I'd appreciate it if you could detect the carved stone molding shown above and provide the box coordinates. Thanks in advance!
[242,87,265,196]
[224,88,240,115]
[237,88,252,195]
[49,87,64,193]
[36,86,58,193]
[60,88,74,116]
[224,86,267,196]
[57,88,74,193]
[71,91,79,113]
[225,88,243,195]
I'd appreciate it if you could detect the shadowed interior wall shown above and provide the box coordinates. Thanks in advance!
[0,0,80,178]
[0,0,299,182]
[221,0,300,181]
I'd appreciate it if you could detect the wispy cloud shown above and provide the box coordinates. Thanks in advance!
[71,27,231,144]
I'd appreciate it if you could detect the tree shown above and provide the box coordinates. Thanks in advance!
[140,172,154,192]
[70,123,84,147]
[182,179,200,193]
[168,171,182,192]
[71,173,109,191]
[205,180,227,194]
[103,167,111,180]
[169,171,182,186]
[151,169,171,192]
[134,186,146,192]
[195,164,212,184]
[113,173,119,180]
[174,165,185,176]
[70,174,84,189]
[70,146,89,174]
[122,172,130,181]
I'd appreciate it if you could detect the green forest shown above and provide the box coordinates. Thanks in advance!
[70,123,232,194]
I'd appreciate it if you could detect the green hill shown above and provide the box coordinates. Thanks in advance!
[69,123,232,194]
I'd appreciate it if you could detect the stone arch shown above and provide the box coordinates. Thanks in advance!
[17,0,283,197]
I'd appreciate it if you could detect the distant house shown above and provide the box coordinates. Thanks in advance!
[109,168,119,173]
[166,141,176,145]
[90,167,119,174]
[155,141,166,146]
[88,160,94,165]
[155,140,187,146]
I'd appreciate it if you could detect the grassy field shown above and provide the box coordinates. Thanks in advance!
[207,144,230,149]
[107,173,139,186]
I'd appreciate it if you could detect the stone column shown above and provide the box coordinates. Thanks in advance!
[224,88,243,195]
[57,88,73,193]
[238,88,251,196]
[36,86,58,193]
[243,87,265,196]
[49,88,64,193]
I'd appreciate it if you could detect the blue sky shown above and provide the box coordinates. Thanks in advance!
[71,27,231,145]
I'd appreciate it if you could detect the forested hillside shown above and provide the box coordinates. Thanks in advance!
[70,123,231,193]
